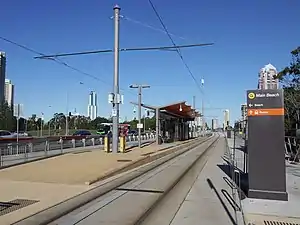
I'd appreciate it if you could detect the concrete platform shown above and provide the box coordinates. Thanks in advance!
[0,141,189,225]
[169,133,243,225]
[226,135,300,224]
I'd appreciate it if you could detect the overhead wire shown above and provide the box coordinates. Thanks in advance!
[123,16,187,41]
[0,36,136,96]
[147,0,204,96]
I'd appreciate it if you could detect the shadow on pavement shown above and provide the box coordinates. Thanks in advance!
[234,145,248,154]
[125,141,154,152]
[221,189,241,211]
[206,178,237,225]
[217,164,248,199]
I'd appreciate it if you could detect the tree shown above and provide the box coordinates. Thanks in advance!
[89,117,111,130]
[277,46,300,130]
[277,47,300,88]
[0,101,15,131]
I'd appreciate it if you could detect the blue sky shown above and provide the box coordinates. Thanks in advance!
[1,0,299,124]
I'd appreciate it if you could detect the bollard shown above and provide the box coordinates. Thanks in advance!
[72,139,76,148]
[29,142,33,153]
[45,141,49,156]
[60,137,63,154]
[91,138,95,146]
[82,138,86,147]
[119,136,126,153]
[104,136,111,153]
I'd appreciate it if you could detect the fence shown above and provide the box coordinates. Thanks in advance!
[0,134,156,167]
[285,136,300,163]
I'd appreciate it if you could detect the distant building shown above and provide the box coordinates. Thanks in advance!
[223,109,230,130]
[87,91,97,120]
[0,52,6,103]
[258,63,279,90]
[211,118,218,130]
[241,103,247,121]
[4,79,14,106]
[240,103,247,131]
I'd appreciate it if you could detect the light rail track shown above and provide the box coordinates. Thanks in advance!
[13,135,218,225]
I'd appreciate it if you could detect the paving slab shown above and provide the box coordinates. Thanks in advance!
[170,134,243,225]
[0,142,177,185]
[0,180,91,225]
[0,140,191,225]
[226,135,300,225]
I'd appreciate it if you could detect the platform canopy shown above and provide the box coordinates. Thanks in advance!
[130,101,200,120]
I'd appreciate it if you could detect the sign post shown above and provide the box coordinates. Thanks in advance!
[14,104,23,155]
[247,89,288,201]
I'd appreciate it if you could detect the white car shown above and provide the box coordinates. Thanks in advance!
[0,130,15,138]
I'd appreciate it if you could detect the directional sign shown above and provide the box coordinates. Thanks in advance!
[246,89,287,201]
[247,108,284,117]
[247,89,283,110]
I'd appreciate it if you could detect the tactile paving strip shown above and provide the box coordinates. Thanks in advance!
[264,220,300,225]
[0,199,39,216]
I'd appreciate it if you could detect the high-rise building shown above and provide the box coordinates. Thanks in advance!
[211,118,218,130]
[258,63,279,90]
[87,91,97,120]
[223,109,230,130]
[0,52,6,103]
[4,79,14,106]
[241,103,247,121]
[240,103,247,131]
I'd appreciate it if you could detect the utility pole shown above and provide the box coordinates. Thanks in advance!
[201,79,205,137]
[144,109,146,133]
[112,5,121,153]
[130,84,150,148]
[193,96,196,137]
[65,92,69,136]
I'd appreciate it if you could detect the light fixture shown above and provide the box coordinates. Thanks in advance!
[179,104,183,112]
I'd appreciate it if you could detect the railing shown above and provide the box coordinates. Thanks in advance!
[285,136,300,163]
[0,134,156,167]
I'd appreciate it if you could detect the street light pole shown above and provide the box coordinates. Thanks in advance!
[65,92,69,136]
[112,5,121,153]
[130,84,150,148]
[144,109,147,133]
[193,95,196,137]
[48,106,52,136]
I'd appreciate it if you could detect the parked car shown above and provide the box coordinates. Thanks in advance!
[128,130,138,136]
[72,130,92,136]
[0,130,15,138]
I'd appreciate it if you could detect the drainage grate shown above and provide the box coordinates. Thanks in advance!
[0,199,39,216]
[264,220,300,225]
[117,159,132,162]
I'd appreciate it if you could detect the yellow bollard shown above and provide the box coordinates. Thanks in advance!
[104,136,111,153]
[119,136,126,153]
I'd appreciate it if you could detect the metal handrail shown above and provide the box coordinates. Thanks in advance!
[0,134,156,167]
